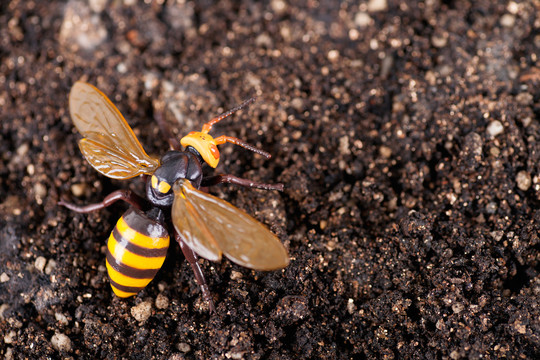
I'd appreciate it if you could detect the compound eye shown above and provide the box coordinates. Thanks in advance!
[209,144,220,160]
[151,175,158,189]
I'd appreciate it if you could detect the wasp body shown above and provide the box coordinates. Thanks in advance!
[60,82,288,311]
[106,207,169,297]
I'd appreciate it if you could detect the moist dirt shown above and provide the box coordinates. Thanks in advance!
[0,1,539,359]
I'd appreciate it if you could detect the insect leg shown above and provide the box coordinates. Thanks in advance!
[58,189,147,213]
[175,231,216,313]
[154,110,182,150]
[201,174,284,191]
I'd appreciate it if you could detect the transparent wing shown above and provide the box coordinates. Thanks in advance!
[69,81,159,179]
[172,180,289,270]
[171,182,223,262]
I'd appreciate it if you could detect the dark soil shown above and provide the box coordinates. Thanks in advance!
[1,0,539,359]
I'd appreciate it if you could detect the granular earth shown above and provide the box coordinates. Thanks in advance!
[1,0,539,359]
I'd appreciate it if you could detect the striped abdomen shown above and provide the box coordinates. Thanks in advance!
[106,208,169,297]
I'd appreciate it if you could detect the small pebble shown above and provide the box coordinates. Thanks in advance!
[291,97,304,111]
[155,294,169,310]
[516,170,531,191]
[280,25,292,42]
[521,117,532,127]
[368,0,387,12]
[349,28,360,40]
[226,352,245,360]
[490,230,504,242]
[70,183,87,197]
[487,120,504,137]
[4,330,16,344]
[16,143,29,157]
[35,256,47,273]
[0,273,9,283]
[131,301,152,322]
[354,12,372,27]
[45,259,57,275]
[51,332,72,352]
[270,0,287,15]
[177,342,191,353]
[516,92,533,106]
[230,270,243,280]
[452,302,464,313]
[431,33,448,48]
[116,62,127,74]
[55,312,69,326]
[513,320,527,334]
[485,202,497,214]
[500,14,515,28]
[489,146,500,157]
[327,50,340,62]
[507,1,519,14]
[339,136,351,155]
[436,319,445,330]
[33,183,47,204]
[255,33,273,48]
[347,298,356,314]
[143,72,159,91]
[0,304,9,319]
[379,145,392,159]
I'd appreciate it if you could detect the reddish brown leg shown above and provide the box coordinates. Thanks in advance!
[154,110,182,151]
[201,174,284,191]
[175,231,216,313]
[58,189,147,213]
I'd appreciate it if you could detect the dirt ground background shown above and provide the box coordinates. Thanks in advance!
[1,0,539,359]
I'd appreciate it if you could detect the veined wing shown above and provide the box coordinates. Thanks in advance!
[69,81,159,179]
[172,179,289,270]
[171,180,222,262]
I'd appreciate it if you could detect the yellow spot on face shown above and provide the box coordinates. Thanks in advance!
[158,181,171,194]
[151,175,158,189]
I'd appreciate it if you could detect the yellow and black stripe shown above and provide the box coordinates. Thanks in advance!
[105,208,170,297]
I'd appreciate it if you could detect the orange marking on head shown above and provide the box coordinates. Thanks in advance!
[180,131,220,168]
